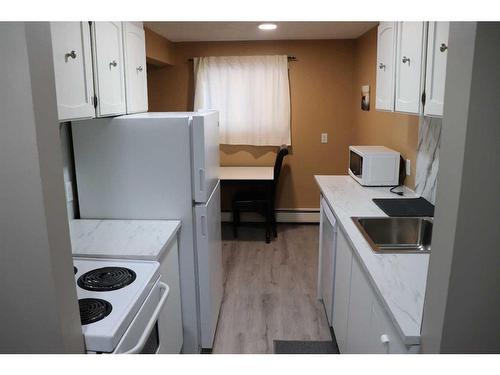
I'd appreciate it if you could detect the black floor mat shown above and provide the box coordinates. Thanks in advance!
[273,340,339,354]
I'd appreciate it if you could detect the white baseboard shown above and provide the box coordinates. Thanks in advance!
[221,208,320,223]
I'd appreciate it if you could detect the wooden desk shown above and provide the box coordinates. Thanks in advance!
[219,166,275,243]
[219,166,274,181]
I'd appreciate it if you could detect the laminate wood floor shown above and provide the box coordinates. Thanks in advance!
[212,223,332,354]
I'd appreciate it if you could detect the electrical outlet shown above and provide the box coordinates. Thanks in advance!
[321,133,328,143]
[65,181,74,203]
[405,159,411,176]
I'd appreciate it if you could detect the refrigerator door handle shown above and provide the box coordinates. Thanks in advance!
[199,168,205,194]
[201,215,207,237]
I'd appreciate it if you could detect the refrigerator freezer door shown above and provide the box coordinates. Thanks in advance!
[192,111,220,203]
[194,181,223,349]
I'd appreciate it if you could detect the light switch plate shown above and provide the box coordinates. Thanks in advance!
[405,159,411,176]
[321,133,328,143]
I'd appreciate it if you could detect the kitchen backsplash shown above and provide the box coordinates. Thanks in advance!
[415,116,442,204]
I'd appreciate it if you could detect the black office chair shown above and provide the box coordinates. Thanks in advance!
[232,146,289,243]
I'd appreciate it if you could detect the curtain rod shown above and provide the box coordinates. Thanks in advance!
[187,55,297,62]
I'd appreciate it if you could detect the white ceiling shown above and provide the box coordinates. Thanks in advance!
[144,22,378,42]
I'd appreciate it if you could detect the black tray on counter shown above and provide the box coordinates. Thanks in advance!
[372,197,435,217]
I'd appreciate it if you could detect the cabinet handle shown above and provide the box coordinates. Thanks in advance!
[380,334,390,344]
[378,62,386,70]
[64,50,77,62]
[440,43,448,52]
[109,60,118,68]
[402,56,411,65]
[136,65,143,72]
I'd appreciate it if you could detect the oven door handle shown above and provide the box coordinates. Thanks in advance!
[121,281,170,354]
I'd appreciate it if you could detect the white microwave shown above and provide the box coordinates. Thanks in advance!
[348,145,400,186]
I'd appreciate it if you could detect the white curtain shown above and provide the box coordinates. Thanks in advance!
[194,55,291,146]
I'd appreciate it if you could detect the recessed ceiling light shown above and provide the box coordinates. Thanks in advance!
[258,23,277,31]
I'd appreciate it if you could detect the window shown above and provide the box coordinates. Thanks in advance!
[194,55,291,146]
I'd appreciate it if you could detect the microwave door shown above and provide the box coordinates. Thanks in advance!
[350,150,363,177]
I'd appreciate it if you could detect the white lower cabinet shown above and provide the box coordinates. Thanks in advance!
[345,255,376,353]
[157,239,184,354]
[324,215,420,353]
[346,256,418,354]
[331,227,352,352]
[370,293,420,354]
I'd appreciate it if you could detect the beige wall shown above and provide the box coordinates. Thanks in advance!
[145,26,419,209]
[147,39,356,209]
[352,27,419,188]
[144,27,175,66]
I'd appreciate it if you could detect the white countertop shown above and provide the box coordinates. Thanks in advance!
[315,175,429,345]
[70,219,181,261]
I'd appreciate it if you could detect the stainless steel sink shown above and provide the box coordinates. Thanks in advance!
[352,217,433,254]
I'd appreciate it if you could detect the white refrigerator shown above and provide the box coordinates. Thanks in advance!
[71,111,223,353]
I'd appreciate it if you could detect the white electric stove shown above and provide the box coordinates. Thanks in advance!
[73,258,168,353]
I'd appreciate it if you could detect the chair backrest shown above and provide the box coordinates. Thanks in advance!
[273,145,289,187]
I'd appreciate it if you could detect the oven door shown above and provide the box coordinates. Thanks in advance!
[113,278,170,354]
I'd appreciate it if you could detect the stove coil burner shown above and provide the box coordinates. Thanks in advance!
[77,267,136,291]
[74,266,77,275]
[79,298,112,325]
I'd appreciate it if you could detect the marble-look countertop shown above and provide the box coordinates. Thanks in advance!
[315,175,429,345]
[70,219,181,261]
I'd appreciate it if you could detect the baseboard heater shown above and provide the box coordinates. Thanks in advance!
[221,209,320,224]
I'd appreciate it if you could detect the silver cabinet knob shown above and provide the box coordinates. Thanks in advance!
[109,60,118,68]
[402,56,411,65]
[136,65,143,72]
[379,62,386,70]
[440,43,448,52]
[65,50,77,62]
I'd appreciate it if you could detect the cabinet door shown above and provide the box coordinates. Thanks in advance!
[375,22,397,111]
[345,256,375,353]
[424,22,450,117]
[92,22,126,117]
[158,239,184,354]
[345,250,419,354]
[395,22,426,114]
[370,296,417,354]
[332,229,353,353]
[123,22,148,114]
[319,199,336,325]
[50,22,95,121]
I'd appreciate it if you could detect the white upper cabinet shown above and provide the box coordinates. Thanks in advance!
[424,22,450,117]
[375,22,397,111]
[91,22,127,117]
[123,22,148,114]
[50,22,95,121]
[394,22,426,114]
